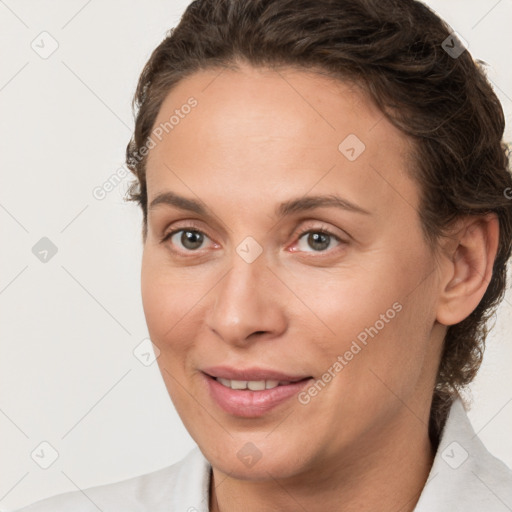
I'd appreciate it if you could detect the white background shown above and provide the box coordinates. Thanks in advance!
[1,0,511,509]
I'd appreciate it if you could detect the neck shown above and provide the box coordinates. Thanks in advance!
[208,407,435,512]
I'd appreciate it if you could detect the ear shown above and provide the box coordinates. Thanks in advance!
[436,213,500,326]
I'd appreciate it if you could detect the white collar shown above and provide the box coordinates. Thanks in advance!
[415,397,512,510]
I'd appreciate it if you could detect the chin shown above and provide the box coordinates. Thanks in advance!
[200,438,311,481]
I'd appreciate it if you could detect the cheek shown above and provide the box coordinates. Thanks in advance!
[140,250,196,352]
[295,264,402,348]
[141,263,171,340]
[141,254,200,408]
[304,251,436,390]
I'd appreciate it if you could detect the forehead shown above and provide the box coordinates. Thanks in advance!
[145,64,419,222]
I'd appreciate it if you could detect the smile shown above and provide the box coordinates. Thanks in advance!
[203,372,313,417]
[215,377,294,390]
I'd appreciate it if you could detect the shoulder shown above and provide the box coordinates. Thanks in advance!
[415,398,512,511]
[14,446,211,512]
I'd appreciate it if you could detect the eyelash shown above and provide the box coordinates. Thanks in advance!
[160,222,346,257]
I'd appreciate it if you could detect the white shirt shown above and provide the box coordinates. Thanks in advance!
[14,398,512,511]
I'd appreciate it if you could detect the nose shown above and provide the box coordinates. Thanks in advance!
[205,253,288,347]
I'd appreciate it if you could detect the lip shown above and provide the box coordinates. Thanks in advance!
[201,369,313,418]
[201,365,310,382]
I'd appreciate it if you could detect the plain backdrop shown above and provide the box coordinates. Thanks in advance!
[1,0,511,509]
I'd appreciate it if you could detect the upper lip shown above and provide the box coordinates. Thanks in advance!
[202,365,311,382]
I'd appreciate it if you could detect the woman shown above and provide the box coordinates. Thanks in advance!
[17,0,512,510]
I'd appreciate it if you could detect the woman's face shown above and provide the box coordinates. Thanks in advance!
[141,64,446,479]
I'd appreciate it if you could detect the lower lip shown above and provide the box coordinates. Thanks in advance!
[203,373,313,418]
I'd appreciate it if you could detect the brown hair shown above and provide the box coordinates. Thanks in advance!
[125,0,512,445]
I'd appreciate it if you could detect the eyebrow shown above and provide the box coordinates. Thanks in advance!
[148,191,372,218]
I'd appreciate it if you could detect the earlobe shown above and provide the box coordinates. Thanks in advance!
[436,213,499,326]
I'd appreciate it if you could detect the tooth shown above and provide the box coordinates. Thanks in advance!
[215,377,288,390]
[231,380,248,390]
[248,380,266,391]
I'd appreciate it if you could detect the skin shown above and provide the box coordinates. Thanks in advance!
[141,63,499,512]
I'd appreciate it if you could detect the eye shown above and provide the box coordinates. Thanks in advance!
[161,227,214,252]
[160,223,347,256]
[293,226,345,253]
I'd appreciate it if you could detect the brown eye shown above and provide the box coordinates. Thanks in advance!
[296,229,342,253]
[163,229,209,251]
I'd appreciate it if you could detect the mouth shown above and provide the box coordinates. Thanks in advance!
[212,376,309,390]
[201,369,314,418]
[201,365,311,383]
